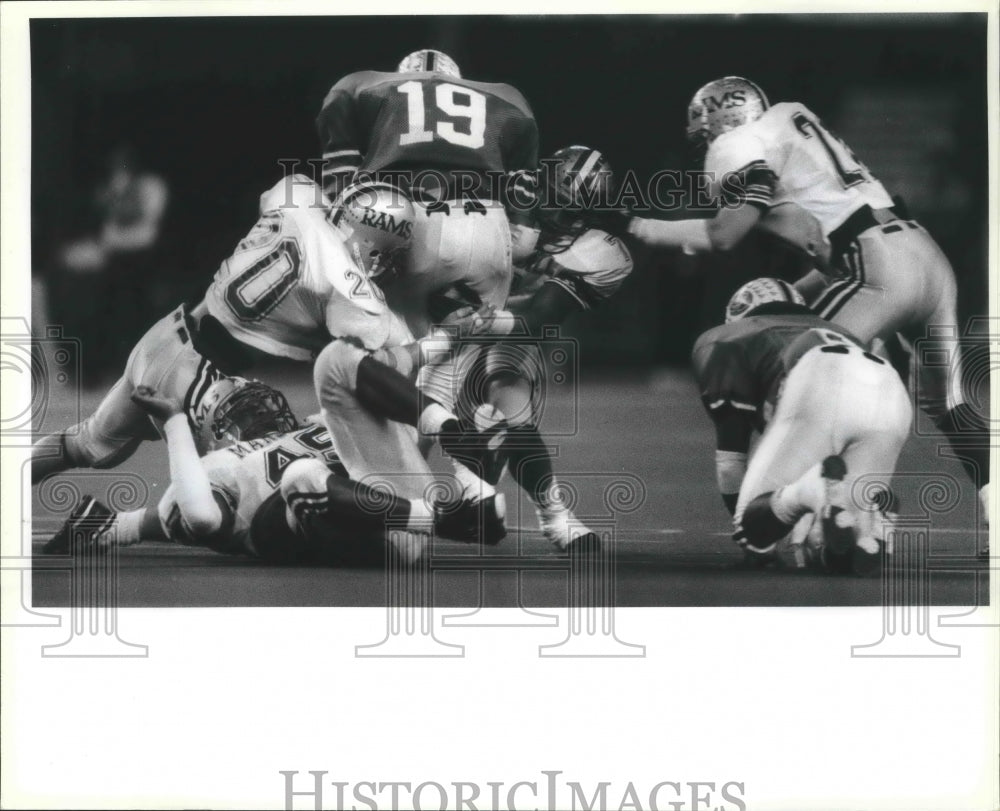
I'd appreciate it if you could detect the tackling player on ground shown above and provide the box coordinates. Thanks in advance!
[42,378,437,564]
[692,278,912,573]
[629,76,989,523]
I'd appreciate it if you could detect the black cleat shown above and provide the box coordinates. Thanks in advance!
[42,496,115,555]
[434,493,507,545]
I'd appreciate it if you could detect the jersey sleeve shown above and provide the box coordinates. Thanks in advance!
[499,87,539,171]
[707,130,776,209]
[316,74,366,198]
[543,230,633,310]
[691,331,760,419]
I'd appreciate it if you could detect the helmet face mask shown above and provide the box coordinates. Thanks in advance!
[725,277,805,323]
[397,49,461,78]
[331,182,415,281]
[195,377,299,452]
[687,76,770,148]
[537,146,615,250]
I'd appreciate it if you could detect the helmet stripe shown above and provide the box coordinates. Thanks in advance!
[571,150,602,193]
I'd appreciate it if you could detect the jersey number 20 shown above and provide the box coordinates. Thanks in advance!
[396,81,486,149]
[225,237,301,322]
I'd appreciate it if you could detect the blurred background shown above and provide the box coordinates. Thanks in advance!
[30,13,989,384]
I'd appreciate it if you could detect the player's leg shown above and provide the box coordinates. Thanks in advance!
[735,350,841,551]
[275,458,430,565]
[900,229,991,513]
[31,305,211,483]
[313,339,436,501]
[31,374,151,483]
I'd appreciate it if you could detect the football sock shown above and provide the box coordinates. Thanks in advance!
[934,404,990,487]
[355,355,422,426]
[771,461,826,523]
[111,509,145,547]
[417,403,455,437]
[503,425,557,509]
[449,456,494,501]
[325,476,413,532]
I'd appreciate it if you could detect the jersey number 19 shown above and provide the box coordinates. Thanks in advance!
[396,81,486,149]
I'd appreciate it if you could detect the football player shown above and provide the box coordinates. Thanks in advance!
[316,48,539,337]
[42,378,435,564]
[628,76,988,521]
[30,178,420,483]
[415,145,635,549]
[692,278,912,573]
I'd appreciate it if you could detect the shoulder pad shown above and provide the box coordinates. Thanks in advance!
[557,229,633,276]
[259,175,329,214]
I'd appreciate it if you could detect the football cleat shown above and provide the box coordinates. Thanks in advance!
[42,496,115,555]
[537,506,600,553]
[434,493,507,545]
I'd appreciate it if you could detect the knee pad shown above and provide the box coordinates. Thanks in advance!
[314,339,368,403]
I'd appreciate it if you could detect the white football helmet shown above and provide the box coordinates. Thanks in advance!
[687,76,770,148]
[397,49,461,78]
[193,377,298,452]
[330,182,416,279]
[725,278,805,323]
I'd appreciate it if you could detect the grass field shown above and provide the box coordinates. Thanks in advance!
[30,366,989,607]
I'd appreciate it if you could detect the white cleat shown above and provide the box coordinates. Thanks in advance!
[537,506,600,553]
[388,530,429,565]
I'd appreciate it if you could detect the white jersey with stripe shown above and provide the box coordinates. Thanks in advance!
[705,102,894,235]
[513,228,633,309]
[157,424,342,555]
[205,179,412,360]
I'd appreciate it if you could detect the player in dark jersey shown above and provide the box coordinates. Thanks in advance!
[311,50,539,546]
[317,49,538,199]
[692,278,912,573]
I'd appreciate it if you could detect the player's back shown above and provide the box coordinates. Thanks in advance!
[318,69,538,188]
[692,311,845,423]
[204,180,399,360]
[706,101,893,235]
[198,424,344,555]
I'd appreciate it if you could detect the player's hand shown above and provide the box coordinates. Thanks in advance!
[131,385,183,421]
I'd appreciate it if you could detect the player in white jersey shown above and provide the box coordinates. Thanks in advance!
[416,146,635,549]
[30,177,418,484]
[628,76,989,521]
[42,378,438,564]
